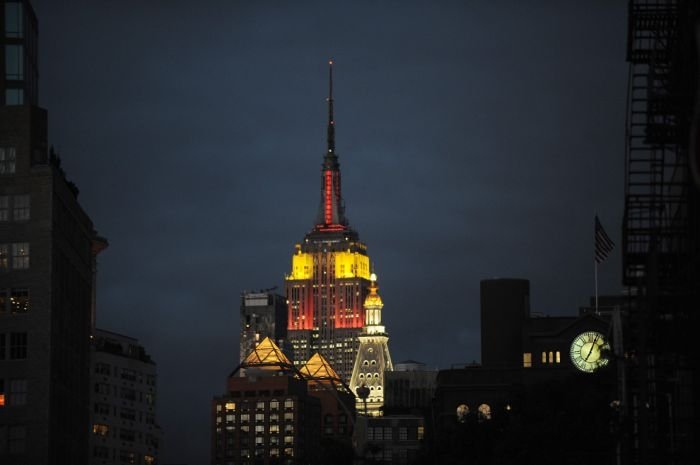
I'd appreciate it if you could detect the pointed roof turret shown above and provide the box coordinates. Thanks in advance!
[300,352,351,393]
[241,337,294,370]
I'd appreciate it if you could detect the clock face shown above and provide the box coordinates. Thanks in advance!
[570,331,610,373]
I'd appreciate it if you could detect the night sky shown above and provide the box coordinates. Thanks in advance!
[32,1,627,463]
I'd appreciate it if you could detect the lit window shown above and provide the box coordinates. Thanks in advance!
[523,353,532,368]
[284,435,294,445]
[10,288,29,313]
[548,352,554,363]
[478,404,492,422]
[12,194,29,221]
[556,351,561,363]
[0,147,17,174]
[255,425,265,435]
[144,456,155,465]
[284,447,294,457]
[284,411,293,421]
[225,401,236,411]
[541,352,547,364]
[255,413,265,422]
[0,244,8,269]
[456,404,469,423]
[92,423,109,436]
[0,196,8,220]
[9,379,26,406]
[11,242,29,269]
[0,379,5,406]
[284,398,294,410]
[270,399,279,410]
[5,44,23,80]
[270,424,279,434]
[4,2,24,38]
[9,332,27,359]
[256,401,265,410]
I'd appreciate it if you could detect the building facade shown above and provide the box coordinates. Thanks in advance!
[349,275,393,415]
[1,2,105,463]
[239,290,287,364]
[90,329,161,465]
[212,338,321,465]
[285,62,374,380]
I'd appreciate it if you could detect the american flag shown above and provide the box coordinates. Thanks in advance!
[595,216,615,264]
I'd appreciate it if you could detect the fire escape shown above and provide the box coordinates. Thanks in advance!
[622,1,699,464]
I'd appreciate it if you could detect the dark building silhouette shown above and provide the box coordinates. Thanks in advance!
[284,62,374,380]
[0,1,106,463]
[621,2,699,464]
[90,329,162,465]
[434,281,617,465]
[480,278,529,368]
[239,290,287,364]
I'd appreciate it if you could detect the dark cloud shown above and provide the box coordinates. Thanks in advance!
[32,1,627,463]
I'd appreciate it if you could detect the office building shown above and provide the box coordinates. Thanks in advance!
[1,1,106,463]
[212,338,321,465]
[90,329,161,465]
[284,62,375,380]
[239,290,287,364]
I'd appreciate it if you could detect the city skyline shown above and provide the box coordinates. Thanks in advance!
[30,1,627,463]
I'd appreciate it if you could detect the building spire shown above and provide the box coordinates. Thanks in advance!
[327,59,335,155]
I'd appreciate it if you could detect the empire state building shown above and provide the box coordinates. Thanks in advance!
[285,62,373,380]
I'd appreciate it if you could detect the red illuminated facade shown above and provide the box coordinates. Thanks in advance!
[285,62,372,380]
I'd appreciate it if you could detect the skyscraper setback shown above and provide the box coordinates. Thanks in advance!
[285,62,373,380]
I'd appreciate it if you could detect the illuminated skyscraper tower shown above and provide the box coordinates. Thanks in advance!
[285,62,372,380]
[349,274,393,415]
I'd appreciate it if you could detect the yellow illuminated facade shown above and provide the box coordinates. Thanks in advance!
[289,250,314,280]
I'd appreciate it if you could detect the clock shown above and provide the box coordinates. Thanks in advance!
[570,331,610,373]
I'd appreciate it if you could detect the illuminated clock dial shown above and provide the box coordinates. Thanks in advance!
[570,331,610,373]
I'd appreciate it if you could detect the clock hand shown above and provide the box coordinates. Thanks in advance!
[585,335,599,361]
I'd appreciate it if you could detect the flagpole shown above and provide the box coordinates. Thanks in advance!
[594,259,599,314]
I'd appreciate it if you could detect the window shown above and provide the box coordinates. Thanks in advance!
[121,387,136,401]
[11,243,29,269]
[456,404,469,423]
[225,401,236,411]
[256,401,265,410]
[399,427,407,441]
[94,446,109,458]
[284,435,294,445]
[384,427,392,440]
[5,88,23,105]
[9,332,27,359]
[5,44,23,80]
[255,413,265,422]
[541,352,547,364]
[10,288,29,314]
[8,379,26,406]
[556,351,561,363]
[0,334,5,360]
[12,194,29,221]
[8,425,26,453]
[284,398,294,410]
[95,362,110,375]
[374,427,383,440]
[120,429,135,442]
[283,412,293,421]
[95,383,110,395]
[144,456,155,465]
[0,196,8,220]
[0,147,17,174]
[255,425,265,435]
[92,423,109,436]
[120,408,136,421]
[121,368,136,381]
[5,2,24,38]
[0,244,8,269]
[478,404,492,422]
[94,403,110,415]
[548,351,554,363]
[523,352,532,368]
[269,424,279,434]
[270,399,279,410]
[0,379,4,406]
[119,450,136,464]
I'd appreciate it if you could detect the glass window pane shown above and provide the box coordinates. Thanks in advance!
[5,45,24,80]
[5,88,23,105]
[5,3,24,38]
